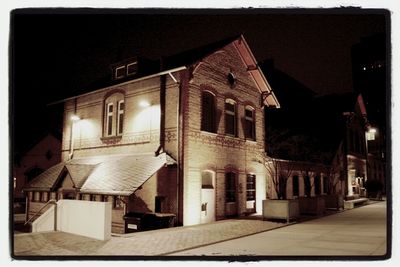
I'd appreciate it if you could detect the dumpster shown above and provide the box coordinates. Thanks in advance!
[123,212,176,233]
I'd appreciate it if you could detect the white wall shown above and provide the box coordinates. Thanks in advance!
[31,205,56,232]
[31,199,112,241]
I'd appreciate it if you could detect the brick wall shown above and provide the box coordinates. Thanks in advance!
[182,42,268,225]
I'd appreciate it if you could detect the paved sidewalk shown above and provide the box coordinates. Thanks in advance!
[172,201,387,256]
[14,218,284,256]
[13,201,386,257]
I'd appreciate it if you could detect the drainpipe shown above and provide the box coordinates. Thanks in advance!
[156,59,166,156]
[69,98,78,160]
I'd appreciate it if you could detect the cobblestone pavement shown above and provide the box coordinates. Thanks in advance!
[13,218,285,256]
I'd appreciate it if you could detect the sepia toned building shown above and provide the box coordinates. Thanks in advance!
[23,35,280,233]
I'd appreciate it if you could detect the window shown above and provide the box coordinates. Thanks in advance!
[244,106,256,140]
[225,172,236,203]
[127,62,138,75]
[292,175,299,197]
[103,92,125,138]
[201,91,216,133]
[323,176,329,194]
[314,176,321,195]
[106,103,114,136]
[304,176,311,197]
[225,99,237,136]
[115,66,126,79]
[155,196,165,213]
[246,174,256,201]
[202,171,214,189]
[117,100,124,135]
[227,72,236,87]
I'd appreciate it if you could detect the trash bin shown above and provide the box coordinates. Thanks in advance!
[123,212,144,233]
[124,212,176,233]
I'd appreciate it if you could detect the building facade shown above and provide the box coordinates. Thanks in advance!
[23,35,280,233]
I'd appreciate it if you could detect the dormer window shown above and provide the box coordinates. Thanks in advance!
[115,66,126,79]
[114,60,138,79]
[127,62,138,76]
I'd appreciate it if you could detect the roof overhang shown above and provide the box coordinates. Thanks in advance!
[233,35,280,108]
[48,66,187,105]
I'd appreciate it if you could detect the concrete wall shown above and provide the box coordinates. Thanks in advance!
[32,199,112,240]
[57,200,111,240]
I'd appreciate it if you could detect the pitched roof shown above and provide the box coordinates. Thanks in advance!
[80,153,175,195]
[51,35,279,108]
[24,153,176,196]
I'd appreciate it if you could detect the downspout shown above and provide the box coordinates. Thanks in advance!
[156,59,166,156]
[69,98,78,160]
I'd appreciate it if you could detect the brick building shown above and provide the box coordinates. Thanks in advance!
[23,35,280,233]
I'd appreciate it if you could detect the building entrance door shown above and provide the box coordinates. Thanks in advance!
[201,171,215,224]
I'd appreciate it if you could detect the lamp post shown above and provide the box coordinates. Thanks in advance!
[69,115,81,160]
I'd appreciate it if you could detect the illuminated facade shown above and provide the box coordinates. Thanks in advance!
[24,35,280,233]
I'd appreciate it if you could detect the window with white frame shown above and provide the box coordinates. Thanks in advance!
[246,174,256,201]
[244,106,256,140]
[225,99,237,136]
[104,92,125,138]
[106,103,114,136]
[117,100,124,135]
[115,66,126,79]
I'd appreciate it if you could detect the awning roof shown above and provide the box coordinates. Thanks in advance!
[24,153,176,196]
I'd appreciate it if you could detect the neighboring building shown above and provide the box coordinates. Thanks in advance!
[351,33,387,195]
[13,133,61,200]
[327,94,380,199]
[264,158,335,200]
[23,35,280,233]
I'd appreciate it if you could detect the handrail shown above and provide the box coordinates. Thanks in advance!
[24,199,57,226]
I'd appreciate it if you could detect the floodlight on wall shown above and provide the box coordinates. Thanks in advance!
[139,100,151,108]
[70,115,81,121]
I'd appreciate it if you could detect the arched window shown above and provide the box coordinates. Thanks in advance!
[225,99,237,136]
[244,106,256,140]
[201,91,216,133]
[104,92,124,137]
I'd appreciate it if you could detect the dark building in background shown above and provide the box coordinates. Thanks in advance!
[351,33,387,194]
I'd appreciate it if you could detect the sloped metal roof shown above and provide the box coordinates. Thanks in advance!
[24,153,176,196]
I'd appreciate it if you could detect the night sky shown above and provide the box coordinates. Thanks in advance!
[11,9,387,155]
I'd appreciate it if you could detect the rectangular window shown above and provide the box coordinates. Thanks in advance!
[246,174,256,201]
[117,100,124,135]
[201,92,216,133]
[115,66,126,79]
[245,108,255,140]
[314,176,321,195]
[127,62,138,75]
[292,175,299,197]
[155,196,165,213]
[225,172,236,203]
[323,176,329,194]
[106,103,114,136]
[304,176,311,197]
[225,101,236,136]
